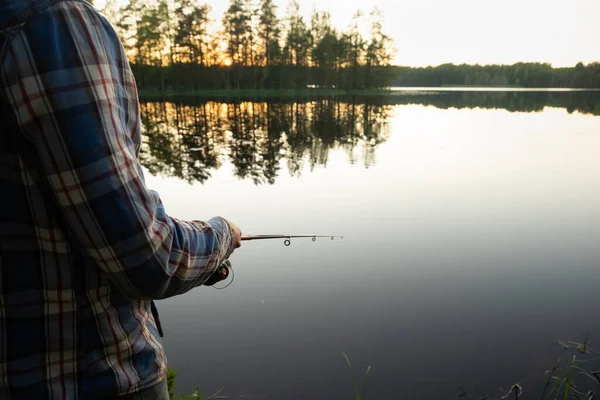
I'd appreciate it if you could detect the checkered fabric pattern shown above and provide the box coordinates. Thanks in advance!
[0,1,234,398]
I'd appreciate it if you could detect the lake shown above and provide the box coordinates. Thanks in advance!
[140,90,600,399]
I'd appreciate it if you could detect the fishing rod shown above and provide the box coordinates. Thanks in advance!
[203,234,343,287]
[241,234,344,246]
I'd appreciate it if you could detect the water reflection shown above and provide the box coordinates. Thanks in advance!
[380,89,600,115]
[146,94,600,400]
[139,91,600,184]
[139,100,392,184]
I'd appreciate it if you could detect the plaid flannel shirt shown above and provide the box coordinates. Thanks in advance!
[0,0,234,398]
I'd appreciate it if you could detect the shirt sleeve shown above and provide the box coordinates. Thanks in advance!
[0,1,234,299]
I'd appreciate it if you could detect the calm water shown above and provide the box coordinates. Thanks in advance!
[141,91,600,399]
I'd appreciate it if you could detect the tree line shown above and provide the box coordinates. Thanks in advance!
[390,62,600,88]
[100,1,599,90]
[100,0,397,91]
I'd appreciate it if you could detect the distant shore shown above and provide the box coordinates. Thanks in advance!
[138,87,600,99]
[138,88,393,99]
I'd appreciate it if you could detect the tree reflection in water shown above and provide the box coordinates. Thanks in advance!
[139,91,600,184]
[139,99,392,184]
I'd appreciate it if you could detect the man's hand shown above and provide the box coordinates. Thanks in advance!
[227,220,242,252]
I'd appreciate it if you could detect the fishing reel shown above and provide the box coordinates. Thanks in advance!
[203,259,232,286]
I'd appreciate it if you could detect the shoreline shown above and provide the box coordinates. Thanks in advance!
[138,87,600,99]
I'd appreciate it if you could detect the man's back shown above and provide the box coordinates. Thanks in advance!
[0,1,238,398]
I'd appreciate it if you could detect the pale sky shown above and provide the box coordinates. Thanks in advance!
[98,0,599,67]
[209,0,599,67]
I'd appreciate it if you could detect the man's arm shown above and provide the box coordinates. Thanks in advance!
[0,1,238,299]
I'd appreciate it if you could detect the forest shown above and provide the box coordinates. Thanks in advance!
[100,0,600,91]
[390,62,600,88]
[100,0,397,91]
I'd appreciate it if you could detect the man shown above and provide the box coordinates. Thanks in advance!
[0,0,242,398]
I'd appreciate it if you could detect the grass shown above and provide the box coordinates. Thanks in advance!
[167,369,177,399]
[460,334,600,400]
[541,334,600,400]
[168,335,600,400]
[342,352,372,400]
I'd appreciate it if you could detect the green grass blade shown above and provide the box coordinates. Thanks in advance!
[342,352,352,368]
[562,377,571,400]
[551,370,566,399]
[360,366,372,400]
[342,353,359,400]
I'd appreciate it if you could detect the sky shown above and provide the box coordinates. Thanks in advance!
[99,0,599,67]
[212,0,599,67]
